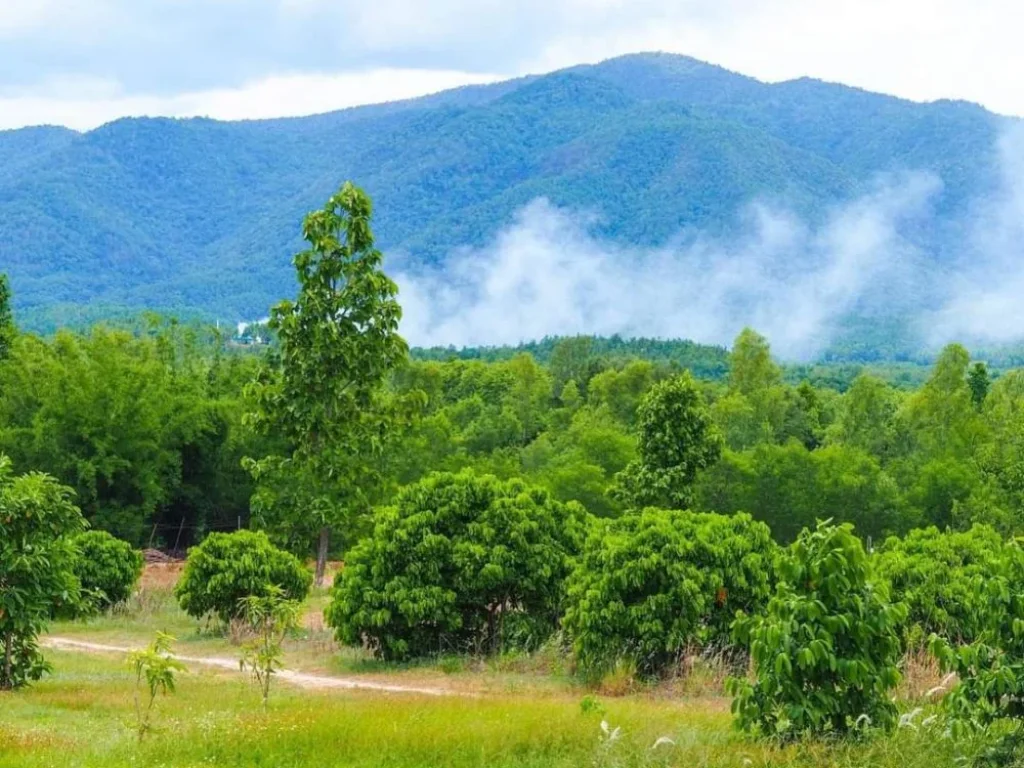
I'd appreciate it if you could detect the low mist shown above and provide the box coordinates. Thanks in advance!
[397,129,1024,360]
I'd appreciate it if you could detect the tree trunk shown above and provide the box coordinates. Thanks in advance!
[314,526,330,587]
[2,632,12,690]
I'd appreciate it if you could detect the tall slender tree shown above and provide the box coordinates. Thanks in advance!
[245,182,409,585]
[0,274,14,363]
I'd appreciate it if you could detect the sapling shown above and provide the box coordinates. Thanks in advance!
[127,632,186,741]
[238,586,302,709]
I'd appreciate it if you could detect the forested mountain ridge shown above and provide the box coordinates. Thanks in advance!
[0,52,1012,332]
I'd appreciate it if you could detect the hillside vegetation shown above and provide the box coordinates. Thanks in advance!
[0,53,1010,333]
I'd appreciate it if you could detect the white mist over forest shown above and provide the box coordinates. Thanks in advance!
[398,128,1024,359]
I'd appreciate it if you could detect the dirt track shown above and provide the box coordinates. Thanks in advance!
[43,637,457,697]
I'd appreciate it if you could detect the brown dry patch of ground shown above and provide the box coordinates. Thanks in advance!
[139,561,184,590]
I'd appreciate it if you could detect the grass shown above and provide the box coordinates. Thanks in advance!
[15,566,966,767]
[0,651,962,768]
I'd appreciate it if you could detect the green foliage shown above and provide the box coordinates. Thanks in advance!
[326,471,588,660]
[729,521,905,740]
[874,525,1007,647]
[127,632,186,741]
[238,586,302,709]
[0,321,260,545]
[969,362,991,409]
[564,508,776,679]
[2,53,1005,335]
[697,441,900,543]
[929,540,1024,757]
[71,530,144,613]
[174,530,312,623]
[0,455,85,690]
[244,181,412,583]
[0,273,13,362]
[613,372,722,509]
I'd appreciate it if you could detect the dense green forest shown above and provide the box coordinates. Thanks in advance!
[0,53,1009,334]
[1,282,1018,554]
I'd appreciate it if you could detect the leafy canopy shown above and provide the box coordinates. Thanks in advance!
[174,530,311,623]
[244,181,412,580]
[613,372,722,509]
[0,454,85,689]
[729,521,905,740]
[71,530,144,613]
[326,471,589,660]
[564,508,776,679]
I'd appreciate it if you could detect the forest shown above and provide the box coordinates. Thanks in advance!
[7,183,1024,767]
[0,287,1015,553]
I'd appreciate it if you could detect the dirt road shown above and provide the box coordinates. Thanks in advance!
[43,637,456,697]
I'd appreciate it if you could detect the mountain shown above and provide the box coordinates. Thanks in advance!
[0,52,1012,332]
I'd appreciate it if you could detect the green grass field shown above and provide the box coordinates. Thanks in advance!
[1,651,962,768]
[0,569,966,767]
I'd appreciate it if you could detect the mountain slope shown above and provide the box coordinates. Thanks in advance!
[0,53,1012,331]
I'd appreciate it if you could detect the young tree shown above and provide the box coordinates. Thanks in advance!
[245,182,411,585]
[613,372,722,509]
[0,455,85,689]
[127,632,186,740]
[729,521,905,740]
[238,586,302,709]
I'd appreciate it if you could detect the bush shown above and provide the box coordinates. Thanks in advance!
[930,539,1024,758]
[729,521,905,740]
[71,530,144,612]
[563,508,776,679]
[874,524,1007,647]
[174,530,311,622]
[326,471,589,661]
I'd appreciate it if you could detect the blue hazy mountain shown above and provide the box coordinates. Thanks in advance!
[0,52,1010,332]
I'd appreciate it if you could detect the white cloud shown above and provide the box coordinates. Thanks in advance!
[522,0,1024,116]
[0,68,503,131]
[926,126,1024,344]
[2,0,1024,127]
[397,173,940,360]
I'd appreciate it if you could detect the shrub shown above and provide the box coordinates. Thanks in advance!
[729,521,905,740]
[0,456,85,690]
[931,539,1024,758]
[874,524,1007,647]
[174,530,311,623]
[563,508,776,679]
[326,471,589,661]
[72,530,144,612]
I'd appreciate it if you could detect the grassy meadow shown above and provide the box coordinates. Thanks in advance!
[0,565,968,768]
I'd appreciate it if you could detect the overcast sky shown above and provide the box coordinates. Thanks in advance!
[0,0,1020,131]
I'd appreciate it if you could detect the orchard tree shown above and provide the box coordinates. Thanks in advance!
[327,471,588,660]
[245,182,411,585]
[0,455,84,689]
[613,372,722,509]
[564,508,776,678]
[730,521,905,739]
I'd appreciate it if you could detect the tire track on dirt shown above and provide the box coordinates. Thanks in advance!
[43,637,458,697]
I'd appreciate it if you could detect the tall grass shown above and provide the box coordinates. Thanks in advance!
[0,651,962,768]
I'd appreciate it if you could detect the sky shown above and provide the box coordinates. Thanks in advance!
[0,0,1021,131]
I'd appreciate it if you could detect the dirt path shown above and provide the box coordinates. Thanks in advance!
[43,637,457,697]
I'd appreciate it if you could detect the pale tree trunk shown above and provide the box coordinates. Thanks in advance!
[315,526,330,587]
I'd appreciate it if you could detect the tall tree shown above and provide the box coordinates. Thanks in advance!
[613,372,722,509]
[245,182,409,585]
[0,274,13,363]
[968,361,990,410]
